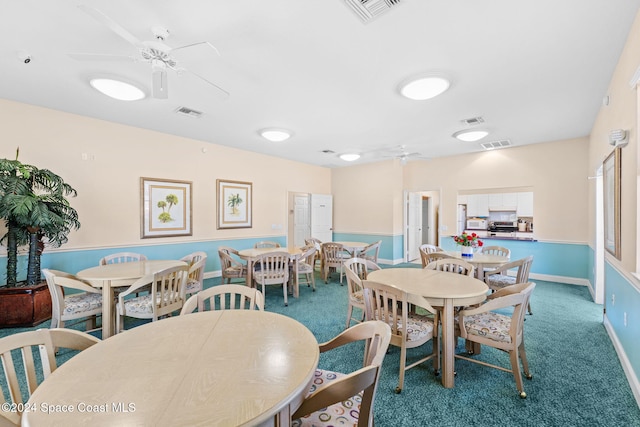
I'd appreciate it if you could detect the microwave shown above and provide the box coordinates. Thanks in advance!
[466,219,488,230]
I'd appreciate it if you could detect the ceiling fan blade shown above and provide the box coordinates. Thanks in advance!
[170,41,220,56]
[152,69,168,99]
[68,52,137,62]
[185,69,230,98]
[78,4,144,49]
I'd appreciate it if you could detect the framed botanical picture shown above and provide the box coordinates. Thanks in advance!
[217,179,252,229]
[603,147,621,259]
[141,177,192,238]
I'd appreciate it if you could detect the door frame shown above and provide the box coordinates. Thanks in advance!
[404,189,441,262]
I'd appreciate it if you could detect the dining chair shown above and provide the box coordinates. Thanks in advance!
[321,242,350,284]
[42,269,103,332]
[357,240,382,264]
[421,250,455,267]
[425,258,475,276]
[180,252,207,296]
[254,241,281,248]
[252,251,291,306]
[420,243,443,254]
[180,284,264,314]
[294,245,317,291]
[362,280,439,393]
[291,320,392,427]
[304,237,323,271]
[0,328,100,426]
[484,255,534,314]
[481,245,511,257]
[115,264,188,333]
[343,257,381,329]
[456,282,536,398]
[218,246,248,284]
[99,252,147,265]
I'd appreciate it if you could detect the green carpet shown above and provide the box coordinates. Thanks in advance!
[2,265,639,426]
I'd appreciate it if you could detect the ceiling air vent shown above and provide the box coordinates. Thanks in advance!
[174,106,203,118]
[322,149,336,154]
[343,0,403,24]
[461,116,485,126]
[480,140,512,150]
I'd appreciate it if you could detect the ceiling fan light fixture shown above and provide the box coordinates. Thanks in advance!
[89,78,145,101]
[259,128,292,142]
[339,153,360,162]
[453,129,489,142]
[399,74,450,100]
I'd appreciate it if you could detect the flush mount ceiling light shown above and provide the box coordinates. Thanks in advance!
[259,128,292,142]
[89,78,145,101]
[339,153,360,162]
[453,129,489,142]
[399,74,450,100]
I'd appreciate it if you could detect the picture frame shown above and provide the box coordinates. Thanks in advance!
[603,147,621,259]
[141,177,192,238]
[217,179,252,229]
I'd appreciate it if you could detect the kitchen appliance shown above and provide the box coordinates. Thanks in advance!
[488,221,517,237]
[466,219,488,230]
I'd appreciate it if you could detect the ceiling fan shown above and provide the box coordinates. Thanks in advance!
[381,145,430,165]
[71,4,229,99]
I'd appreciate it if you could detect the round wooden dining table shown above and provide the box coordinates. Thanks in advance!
[22,310,319,427]
[368,267,488,388]
[76,260,187,339]
[444,251,509,280]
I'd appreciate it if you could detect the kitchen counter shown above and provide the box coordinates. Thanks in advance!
[482,235,537,242]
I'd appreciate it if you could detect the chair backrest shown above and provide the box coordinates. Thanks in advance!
[254,241,281,249]
[186,257,206,287]
[420,244,443,254]
[426,258,475,276]
[305,237,322,251]
[180,251,208,266]
[421,250,455,267]
[298,245,317,265]
[181,284,264,314]
[0,328,100,424]
[218,247,236,270]
[321,242,347,266]
[291,321,392,427]
[120,265,188,318]
[42,269,101,324]
[515,255,534,283]
[99,252,146,265]
[358,240,381,263]
[254,251,290,285]
[481,245,511,257]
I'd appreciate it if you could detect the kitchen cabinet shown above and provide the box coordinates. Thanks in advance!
[488,192,517,210]
[467,194,489,217]
[517,192,534,216]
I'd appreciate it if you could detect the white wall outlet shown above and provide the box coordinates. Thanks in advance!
[440,225,448,231]
[624,312,628,327]
[611,293,615,306]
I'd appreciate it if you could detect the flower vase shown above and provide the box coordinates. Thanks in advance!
[461,246,474,257]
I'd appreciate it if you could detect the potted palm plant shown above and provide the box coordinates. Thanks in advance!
[0,150,80,327]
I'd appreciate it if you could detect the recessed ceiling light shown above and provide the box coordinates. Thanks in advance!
[453,129,490,142]
[339,153,360,162]
[399,75,450,100]
[259,128,292,142]
[89,78,145,101]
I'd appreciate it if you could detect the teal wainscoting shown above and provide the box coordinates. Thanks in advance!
[605,262,640,380]
[0,236,287,284]
[441,237,590,280]
[331,233,403,263]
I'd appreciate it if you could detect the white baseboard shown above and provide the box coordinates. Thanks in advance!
[527,272,589,287]
[604,315,640,407]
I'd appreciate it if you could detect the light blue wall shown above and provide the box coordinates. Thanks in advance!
[331,233,403,262]
[605,262,640,378]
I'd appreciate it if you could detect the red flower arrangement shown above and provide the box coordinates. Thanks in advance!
[453,232,484,248]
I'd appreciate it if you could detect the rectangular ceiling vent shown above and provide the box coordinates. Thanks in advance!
[343,0,403,24]
[174,106,203,118]
[481,140,512,150]
[461,116,485,126]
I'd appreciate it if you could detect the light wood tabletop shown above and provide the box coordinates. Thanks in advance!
[367,267,488,388]
[76,260,187,339]
[22,310,319,427]
[333,241,367,255]
[444,251,509,280]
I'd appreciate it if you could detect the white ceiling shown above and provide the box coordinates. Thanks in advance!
[2,1,639,167]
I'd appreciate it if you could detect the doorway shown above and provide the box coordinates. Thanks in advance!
[404,190,440,262]
[287,193,333,248]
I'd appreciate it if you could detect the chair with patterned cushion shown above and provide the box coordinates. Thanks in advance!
[0,328,100,426]
[321,242,351,284]
[254,241,281,248]
[115,264,188,333]
[218,246,248,285]
[425,258,475,276]
[456,282,536,398]
[362,280,439,393]
[294,245,317,291]
[253,251,291,307]
[180,284,264,314]
[180,252,207,296]
[291,320,391,427]
[357,240,381,264]
[42,269,103,332]
[343,258,381,329]
[484,255,534,314]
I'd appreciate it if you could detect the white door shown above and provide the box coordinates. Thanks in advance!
[311,194,333,242]
[406,192,422,261]
[293,194,311,247]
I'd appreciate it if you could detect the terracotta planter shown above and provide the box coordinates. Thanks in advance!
[0,282,52,328]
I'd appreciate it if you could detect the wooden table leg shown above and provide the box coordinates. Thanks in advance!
[101,280,113,339]
[441,299,455,388]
